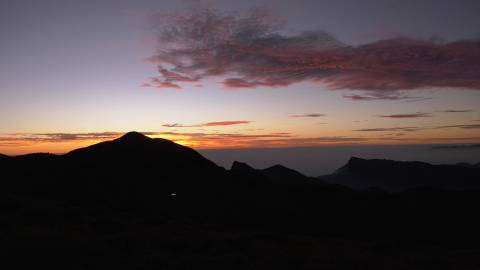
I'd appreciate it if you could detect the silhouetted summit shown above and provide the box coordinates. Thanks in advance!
[65,132,221,172]
[230,160,255,171]
[229,160,271,186]
[262,164,326,186]
[324,156,480,191]
[3,132,226,208]
[117,131,152,142]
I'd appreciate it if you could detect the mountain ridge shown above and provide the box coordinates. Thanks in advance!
[2,134,479,192]
[324,156,480,191]
[3,132,480,269]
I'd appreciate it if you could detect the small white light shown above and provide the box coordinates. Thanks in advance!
[170,193,176,196]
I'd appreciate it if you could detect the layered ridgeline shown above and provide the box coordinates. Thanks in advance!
[2,132,480,269]
[0,132,329,207]
[2,132,479,194]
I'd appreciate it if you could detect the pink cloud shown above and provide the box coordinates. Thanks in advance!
[144,8,480,98]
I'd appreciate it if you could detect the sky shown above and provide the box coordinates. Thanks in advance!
[1,0,480,165]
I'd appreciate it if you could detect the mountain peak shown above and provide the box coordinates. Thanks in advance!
[264,164,304,176]
[231,161,255,171]
[116,132,152,143]
[347,156,365,164]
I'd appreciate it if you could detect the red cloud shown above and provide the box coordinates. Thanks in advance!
[144,8,480,97]
[163,121,251,128]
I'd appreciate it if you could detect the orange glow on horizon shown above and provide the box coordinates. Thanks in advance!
[1,131,480,156]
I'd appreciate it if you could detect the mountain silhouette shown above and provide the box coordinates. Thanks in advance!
[2,132,229,210]
[2,132,480,269]
[65,131,220,171]
[262,164,327,186]
[324,156,480,191]
[230,160,271,185]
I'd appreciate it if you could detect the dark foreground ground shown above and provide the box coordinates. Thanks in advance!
[1,132,480,269]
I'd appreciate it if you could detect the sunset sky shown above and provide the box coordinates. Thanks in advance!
[1,0,480,156]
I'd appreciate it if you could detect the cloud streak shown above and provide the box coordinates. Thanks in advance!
[353,123,480,133]
[343,93,431,101]
[162,121,251,128]
[2,131,480,153]
[434,124,480,129]
[432,144,480,150]
[144,8,480,99]
[437,109,473,113]
[378,113,431,118]
[0,131,367,150]
[353,126,421,132]
[290,113,325,118]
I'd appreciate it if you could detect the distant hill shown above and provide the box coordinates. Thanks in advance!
[456,162,480,168]
[262,164,328,186]
[323,156,480,191]
[230,161,326,186]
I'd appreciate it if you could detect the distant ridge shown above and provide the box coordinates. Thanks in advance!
[324,156,480,191]
[262,164,326,186]
[230,160,256,172]
[230,160,326,186]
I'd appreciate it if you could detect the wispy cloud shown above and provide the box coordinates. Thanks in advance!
[3,131,480,152]
[0,132,125,148]
[162,132,370,148]
[162,121,252,128]
[434,124,480,129]
[0,131,369,151]
[378,113,431,118]
[5,132,123,142]
[354,123,480,133]
[343,93,429,101]
[141,77,181,89]
[290,113,325,118]
[143,7,480,99]
[436,109,474,113]
[432,144,480,150]
[353,126,421,132]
